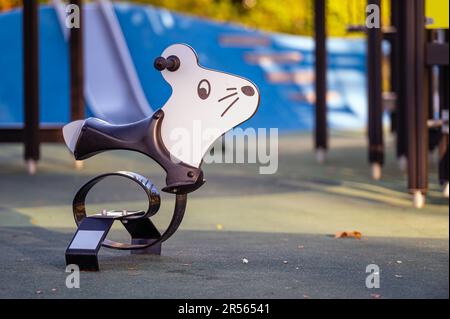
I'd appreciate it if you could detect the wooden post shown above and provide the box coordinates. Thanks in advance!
[70,0,84,121]
[367,0,384,180]
[314,0,328,164]
[23,0,40,175]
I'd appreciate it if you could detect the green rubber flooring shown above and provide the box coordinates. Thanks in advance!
[0,132,448,298]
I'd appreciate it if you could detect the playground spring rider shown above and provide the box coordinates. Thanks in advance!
[63,44,260,271]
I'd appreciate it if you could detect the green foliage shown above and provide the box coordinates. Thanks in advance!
[128,0,392,36]
[0,0,392,37]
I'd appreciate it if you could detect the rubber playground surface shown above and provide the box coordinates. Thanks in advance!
[0,132,448,299]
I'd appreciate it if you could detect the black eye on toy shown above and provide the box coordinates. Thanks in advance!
[197,79,211,100]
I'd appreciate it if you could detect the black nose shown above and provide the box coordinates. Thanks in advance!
[241,86,255,97]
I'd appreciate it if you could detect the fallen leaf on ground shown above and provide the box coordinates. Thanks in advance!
[127,271,142,276]
[335,231,362,239]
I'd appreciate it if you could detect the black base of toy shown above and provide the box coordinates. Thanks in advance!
[65,171,188,271]
[65,214,162,271]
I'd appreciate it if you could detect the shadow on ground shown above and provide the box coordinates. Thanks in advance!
[0,133,448,298]
[0,222,448,299]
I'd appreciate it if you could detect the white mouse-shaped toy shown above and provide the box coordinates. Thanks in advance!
[158,44,260,167]
[63,44,260,193]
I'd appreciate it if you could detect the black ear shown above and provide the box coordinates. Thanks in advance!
[154,56,181,72]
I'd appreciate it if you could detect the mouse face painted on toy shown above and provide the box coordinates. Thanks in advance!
[158,44,260,167]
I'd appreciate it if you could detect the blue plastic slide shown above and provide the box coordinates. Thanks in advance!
[53,0,153,124]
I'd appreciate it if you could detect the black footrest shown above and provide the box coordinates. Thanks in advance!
[65,217,114,271]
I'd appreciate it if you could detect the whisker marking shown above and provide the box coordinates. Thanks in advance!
[221,97,240,117]
[218,92,238,102]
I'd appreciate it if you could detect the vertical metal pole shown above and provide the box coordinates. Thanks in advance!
[314,0,328,163]
[389,0,399,134]
[404,0,417,198]
[428,30,441,153]
[438,30,449,197]
[70,0,84,121]
[414,0,429,199]
[367,0,384,180]
[406,0,429,208]
[23,0,40,174]
[69,0,85,170]
[395,0,408,170]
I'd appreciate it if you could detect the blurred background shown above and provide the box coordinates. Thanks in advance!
[1,0,391,36]
[0,0,390,131]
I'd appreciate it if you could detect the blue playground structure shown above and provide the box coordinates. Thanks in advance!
[0,1,367,132]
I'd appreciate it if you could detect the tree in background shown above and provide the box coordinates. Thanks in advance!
[0,0,20,11]
[0,0,390,37]
[0,0,48,12]
[125,0,390,36]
